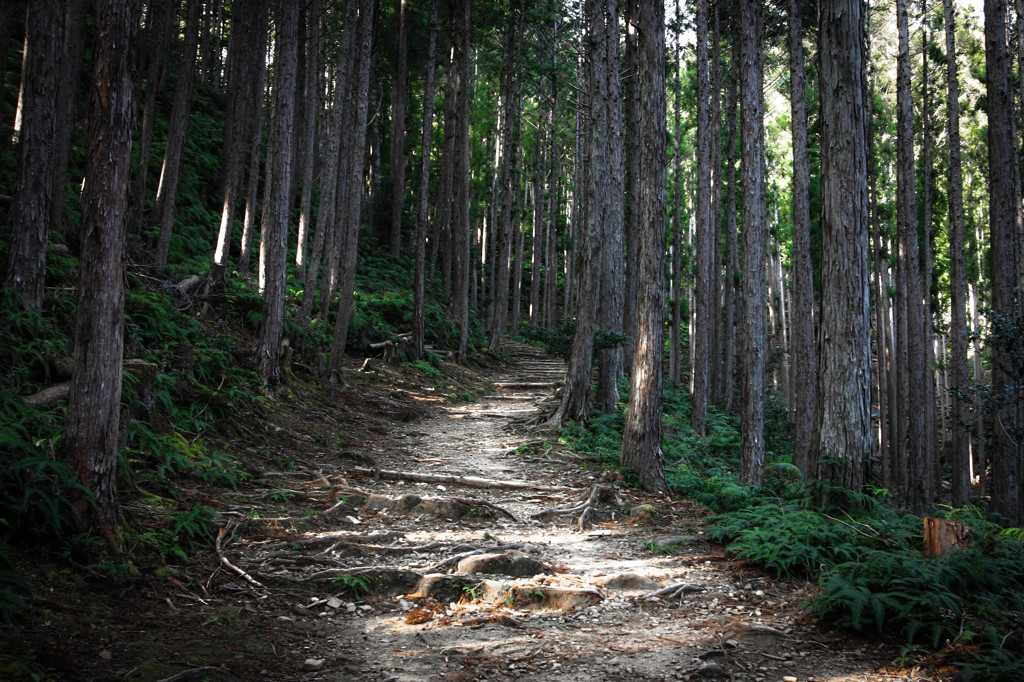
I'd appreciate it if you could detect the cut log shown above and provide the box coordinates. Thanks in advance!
[923,517,972,557]
[347,466,562,492]
[23,381,71,407]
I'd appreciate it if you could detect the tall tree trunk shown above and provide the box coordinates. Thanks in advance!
[984,0,1022,524]
[789,0,815,476]
[295,0,322,282]
[691,0,713,437]
[709,6,723,402]
[213,0,269,268]
[153,0,201,268]
[48,0,87,239]
[451,0,472,363]
[63,0,138,548]
[720,42,739,412]
[256,0,299,387]
[620,0,668,494]
[490,0,523,350]
[543,54,559,329]
[811,0,872,509]
[738,0,766,487]
[595,0,624,413]
[3,0,60,309]
[529,95,546,326]
[896,0,926,505]
[621,0,639,368]
[919,3,937,504]
[412,0,439,362]
[237,47,268,276]
[669,0,682,387]
[389,0,410,257]
[945,0,971,507]
[327,0,376,373]
[130,0,175,232]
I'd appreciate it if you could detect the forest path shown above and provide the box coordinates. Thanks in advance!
[214,342,933,682]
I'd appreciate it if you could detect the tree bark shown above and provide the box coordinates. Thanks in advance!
[620,0,668,495]
[48,0,88,239]
[153,0,201,268]
[256,0,299,387]
[4,0,60,309]
[811,0,872,509]
[896,0,926,507]
[738,0,766,488]
[720,41,739,413]
[130,0,175,233]
[788,0,815,476]
[213,0,269,267]
[237,43,268,276]
[945,0,971,507]
[595,0,625,413]
[984,0,1022,524]
[388,0,410,258]
[621,0,639,369]
[294,0,322,282]
[451,0,472,364]
[691,0,712,437]
[63,0,138,548]
[412,0,440,361]
[327,0,376,373]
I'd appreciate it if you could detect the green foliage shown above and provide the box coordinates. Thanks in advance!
[134,504,217,564]
[710,503,864,578]
[518,320,629,363]
[331,573,372,597]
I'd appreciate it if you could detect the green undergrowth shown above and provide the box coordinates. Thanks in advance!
[551,375,1024,678]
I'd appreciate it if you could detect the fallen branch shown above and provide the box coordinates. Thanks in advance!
[531,483,620,530]
[216,525,264,589]
[156,666,226,682]
[347,467,562,492]
[461,614,523,628]
[23,381,71,407]
[642,582,704,600]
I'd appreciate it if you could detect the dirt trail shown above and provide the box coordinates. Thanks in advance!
[212,342,934,682]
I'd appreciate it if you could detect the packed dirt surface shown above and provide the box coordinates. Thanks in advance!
[5,342,948,681]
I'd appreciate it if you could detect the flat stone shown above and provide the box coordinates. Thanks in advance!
[407,574,485,602]
[456,551,549,578]
[504,585,603,611]
[302,658,326,671]
[596,573,659,593]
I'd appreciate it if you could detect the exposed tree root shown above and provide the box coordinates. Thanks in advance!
[530,483,622,530]
[347,466,561,491]
[642,582,704,600]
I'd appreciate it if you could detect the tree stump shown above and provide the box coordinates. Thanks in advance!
[923,517,972,557]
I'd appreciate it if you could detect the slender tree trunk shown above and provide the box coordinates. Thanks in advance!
[622,0,639,369]
[451,0,472,363]
[63,0,138,548]
[412,0,439,361]
[4,0,60,309]
[738,0,766,487]
[237,48,268,276]
[490,0,523,350]
[709,6,723,401]
[984,0,1022,524]
[919,5,937,504]
[945,0,971,507]
[529,95,546,326]
[327,0,376,374]
[130,0,174,232]
[620,0,668,495]
[153,0,201,268]
[595,0,624,412]
[543,56,559,329]
[295,0,322,282]
[669,1,682,387]
[691,0,713,437]
[213,0,269,268]
[389,0,410,258]
[721,43,739,413]
[256,0,299,387]
[789,0,815,476]
[811,0,872,509]
[48,0,87,239]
